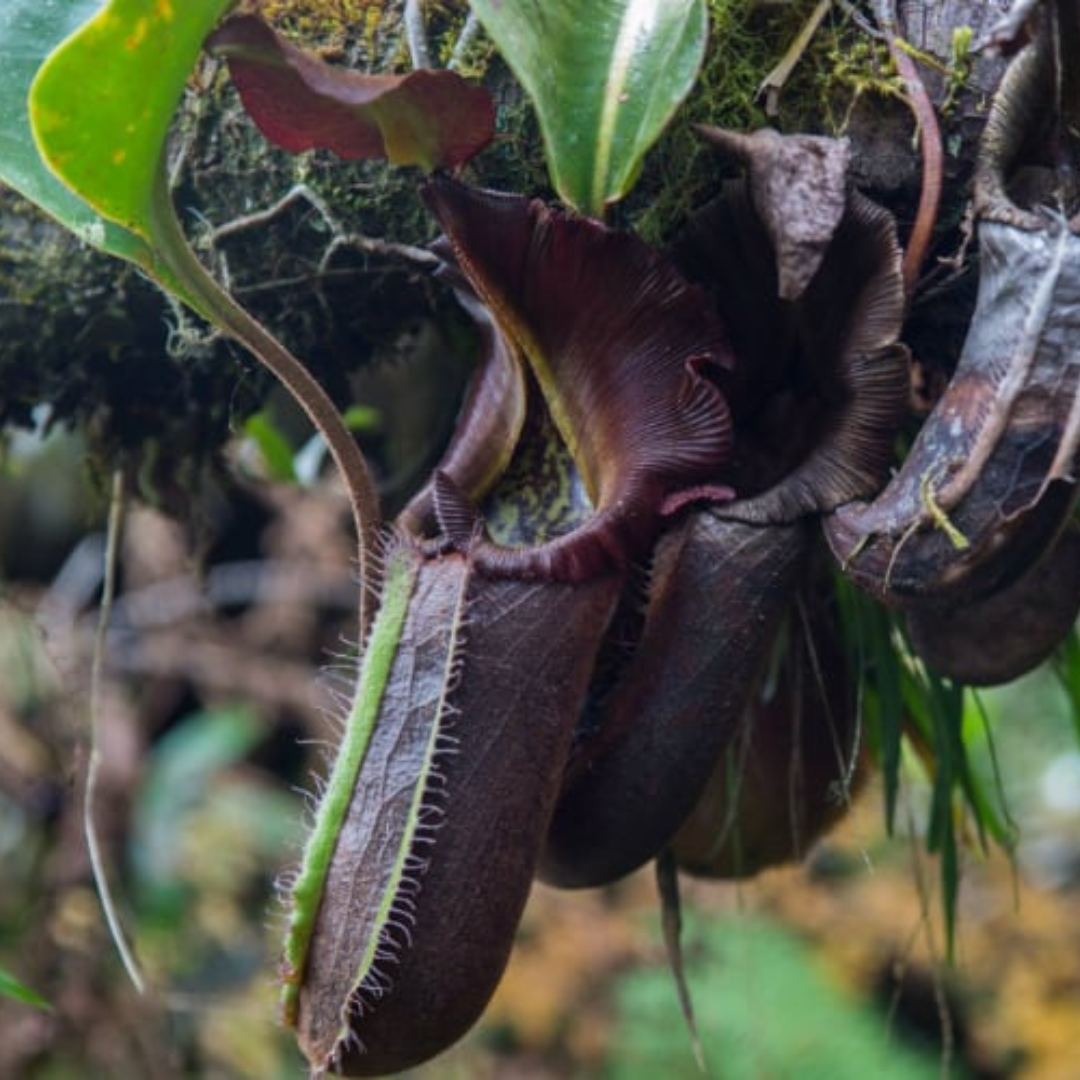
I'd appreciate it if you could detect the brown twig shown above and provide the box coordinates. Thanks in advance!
[873,0,944,303]
[151,194,384,643]
[758,0,833,116]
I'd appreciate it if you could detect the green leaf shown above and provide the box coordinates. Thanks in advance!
[0,0,147,260]
[834,575,904,832]
[469,0,707,215]
[132,705,266,889]
[28,0,236,304]
[342,404,380,433]
[0,967,50,1011]
[244,412,299,483]
[1053,627,1080,744]
[961,691,1018,850]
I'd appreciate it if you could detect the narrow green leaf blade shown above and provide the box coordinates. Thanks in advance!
[244,412,300,482]
[0,0,147,260]
[469,0,707,214]
[1053,627,1080,744]
[0,967,50,1011]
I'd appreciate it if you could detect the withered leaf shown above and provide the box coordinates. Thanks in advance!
[697,126,851,302]
[824,216,1080,602]
[206,15,495,170]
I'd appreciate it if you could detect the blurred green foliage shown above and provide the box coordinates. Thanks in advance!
[608,915,945,1080]
[0,967,50,1011]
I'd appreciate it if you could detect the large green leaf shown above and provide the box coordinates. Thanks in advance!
[28,0,236,303]
[0,0,156,264]
[469,0,707,215]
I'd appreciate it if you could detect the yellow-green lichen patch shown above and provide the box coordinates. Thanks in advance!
[259,0,400,67]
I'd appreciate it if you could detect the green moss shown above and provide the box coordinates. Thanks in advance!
[0,188,250,455]
[260,0,404,67]
[816,32,905,131]
[627,0,905,243]
[627,0,799,240]
[610,914,944,1080]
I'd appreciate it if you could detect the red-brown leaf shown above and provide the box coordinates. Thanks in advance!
[205,15,495,170]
